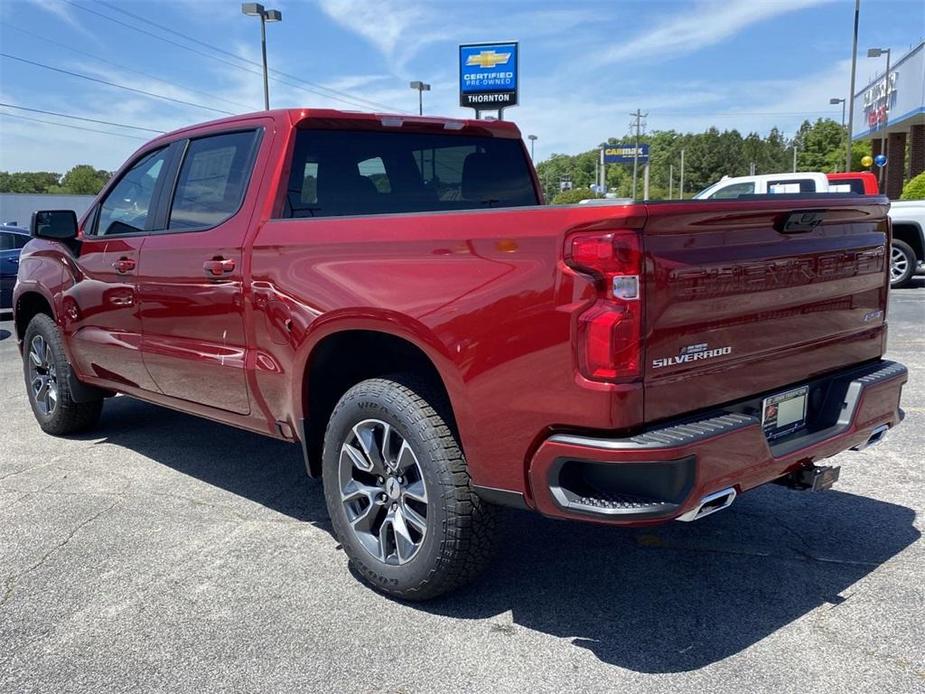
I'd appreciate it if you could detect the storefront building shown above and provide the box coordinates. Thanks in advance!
[852,41,925,198]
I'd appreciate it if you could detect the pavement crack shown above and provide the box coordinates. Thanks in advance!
[0,498,121,609]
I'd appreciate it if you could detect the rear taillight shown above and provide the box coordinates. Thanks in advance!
[565,231,642,382]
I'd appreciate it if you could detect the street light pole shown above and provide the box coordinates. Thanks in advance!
[679,148,685,200]
[830,97,847,171]
[868,47,892,189]
[409,81,431,116]
[845,0,860,171]
[242,3,282,111]
[528,134,537,161]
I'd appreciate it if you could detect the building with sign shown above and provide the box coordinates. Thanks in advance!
[851,41,925,198]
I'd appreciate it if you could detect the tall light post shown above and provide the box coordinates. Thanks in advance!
[867,47,891,188]
[829,97,846,127]
[242,3,282,111]
[830,96,847,172]
[527,134,537,161]
[409,81,430,116]
[845,0,860,171]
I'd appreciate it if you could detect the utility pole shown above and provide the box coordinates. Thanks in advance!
[643,163,650,200]
[679,148,685,200]
[630,109,647,200]
[669,163,673,200]
[749,161,756,175]
[793,143,798,172]
[846,0,860,171]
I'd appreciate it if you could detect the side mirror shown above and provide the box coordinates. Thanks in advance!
[31,210,78,240]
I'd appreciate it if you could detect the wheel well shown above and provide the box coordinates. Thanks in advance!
[14,292,53,342]
[302,330,458,477]
[893,223,924,261]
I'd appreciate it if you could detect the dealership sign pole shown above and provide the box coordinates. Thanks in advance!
[459,41,519,120]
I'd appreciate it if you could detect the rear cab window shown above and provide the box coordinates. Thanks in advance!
[767,179,818,194]
[282,128,538,218]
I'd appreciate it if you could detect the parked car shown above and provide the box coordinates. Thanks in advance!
[1,224,30,310]
[693,172,831,199]
[13,109,907,599]
[886,200,925,287]
[825,172,924,287]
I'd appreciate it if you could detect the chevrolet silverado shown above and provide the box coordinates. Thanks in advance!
[13,109,907,599]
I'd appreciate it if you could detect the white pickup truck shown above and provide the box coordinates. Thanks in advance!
[887,200,925,287]
[694,172,831,199]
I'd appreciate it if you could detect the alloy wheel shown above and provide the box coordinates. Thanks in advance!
[891,246,909,283]
[339,419,429,565]
[28,335,58,416]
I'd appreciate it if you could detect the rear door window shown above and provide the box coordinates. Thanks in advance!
[167,130,261,230]
[709,182,755,199]
[283,128,537,218]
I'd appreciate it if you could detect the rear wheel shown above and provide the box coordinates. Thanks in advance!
[23,314,102,435]
[322,377,496,600]
[890,240,916,288]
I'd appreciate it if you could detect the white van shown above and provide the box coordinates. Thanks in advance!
[694,172,830,199]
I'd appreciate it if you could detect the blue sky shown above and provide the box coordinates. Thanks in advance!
[0,0,922,172]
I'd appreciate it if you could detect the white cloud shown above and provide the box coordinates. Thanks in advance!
[315,0,446,71]
[597,0,835,65]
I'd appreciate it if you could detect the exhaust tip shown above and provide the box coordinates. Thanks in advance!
[851,424,889,452]
[676,487,736,522]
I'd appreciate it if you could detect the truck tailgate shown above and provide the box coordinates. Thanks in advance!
[642,197,890,423]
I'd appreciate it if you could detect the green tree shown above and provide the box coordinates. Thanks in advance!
[0,171,62,193]
[550,187,601,205]
[900,172,925,200]
[57,164,110,194]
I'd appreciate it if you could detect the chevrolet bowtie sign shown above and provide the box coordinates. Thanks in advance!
[459,42,519,111]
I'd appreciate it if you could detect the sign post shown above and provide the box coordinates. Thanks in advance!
[459,41,519,119]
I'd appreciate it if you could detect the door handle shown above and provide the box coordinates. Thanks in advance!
[112,257,136,273]
[203,257,236,277]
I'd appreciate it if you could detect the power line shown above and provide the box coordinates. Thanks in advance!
[94,0,407,113]
[3,23,256,112]
[63,0,408,113]
[0,52,234,116]
[0,110,149,140]
[648,110,842,117]
[0,103,164,134]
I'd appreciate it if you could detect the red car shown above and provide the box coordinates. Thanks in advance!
[13,110,907,599]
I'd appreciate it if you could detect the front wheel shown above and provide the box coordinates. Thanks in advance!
[890,240,916,288]
[23,314,103,435]
[322,377,497,600]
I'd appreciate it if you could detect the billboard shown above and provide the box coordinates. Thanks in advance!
[602,145,649,164]
[459,42,518,109]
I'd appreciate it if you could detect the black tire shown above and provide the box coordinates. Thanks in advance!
[890,240,916,288]
[322,376,497,600]
[22,313,103,435]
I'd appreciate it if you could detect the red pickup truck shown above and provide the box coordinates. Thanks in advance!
[14,109,907,599]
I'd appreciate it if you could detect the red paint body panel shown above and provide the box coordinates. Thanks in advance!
[11,109,906,527]
[827,171,880,195]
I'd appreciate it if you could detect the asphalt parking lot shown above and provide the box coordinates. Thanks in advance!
[1,283,923,693]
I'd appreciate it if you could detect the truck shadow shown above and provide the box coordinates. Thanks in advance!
[87,395,919,674]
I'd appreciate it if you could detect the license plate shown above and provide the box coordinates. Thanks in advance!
[762,385,809,441]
